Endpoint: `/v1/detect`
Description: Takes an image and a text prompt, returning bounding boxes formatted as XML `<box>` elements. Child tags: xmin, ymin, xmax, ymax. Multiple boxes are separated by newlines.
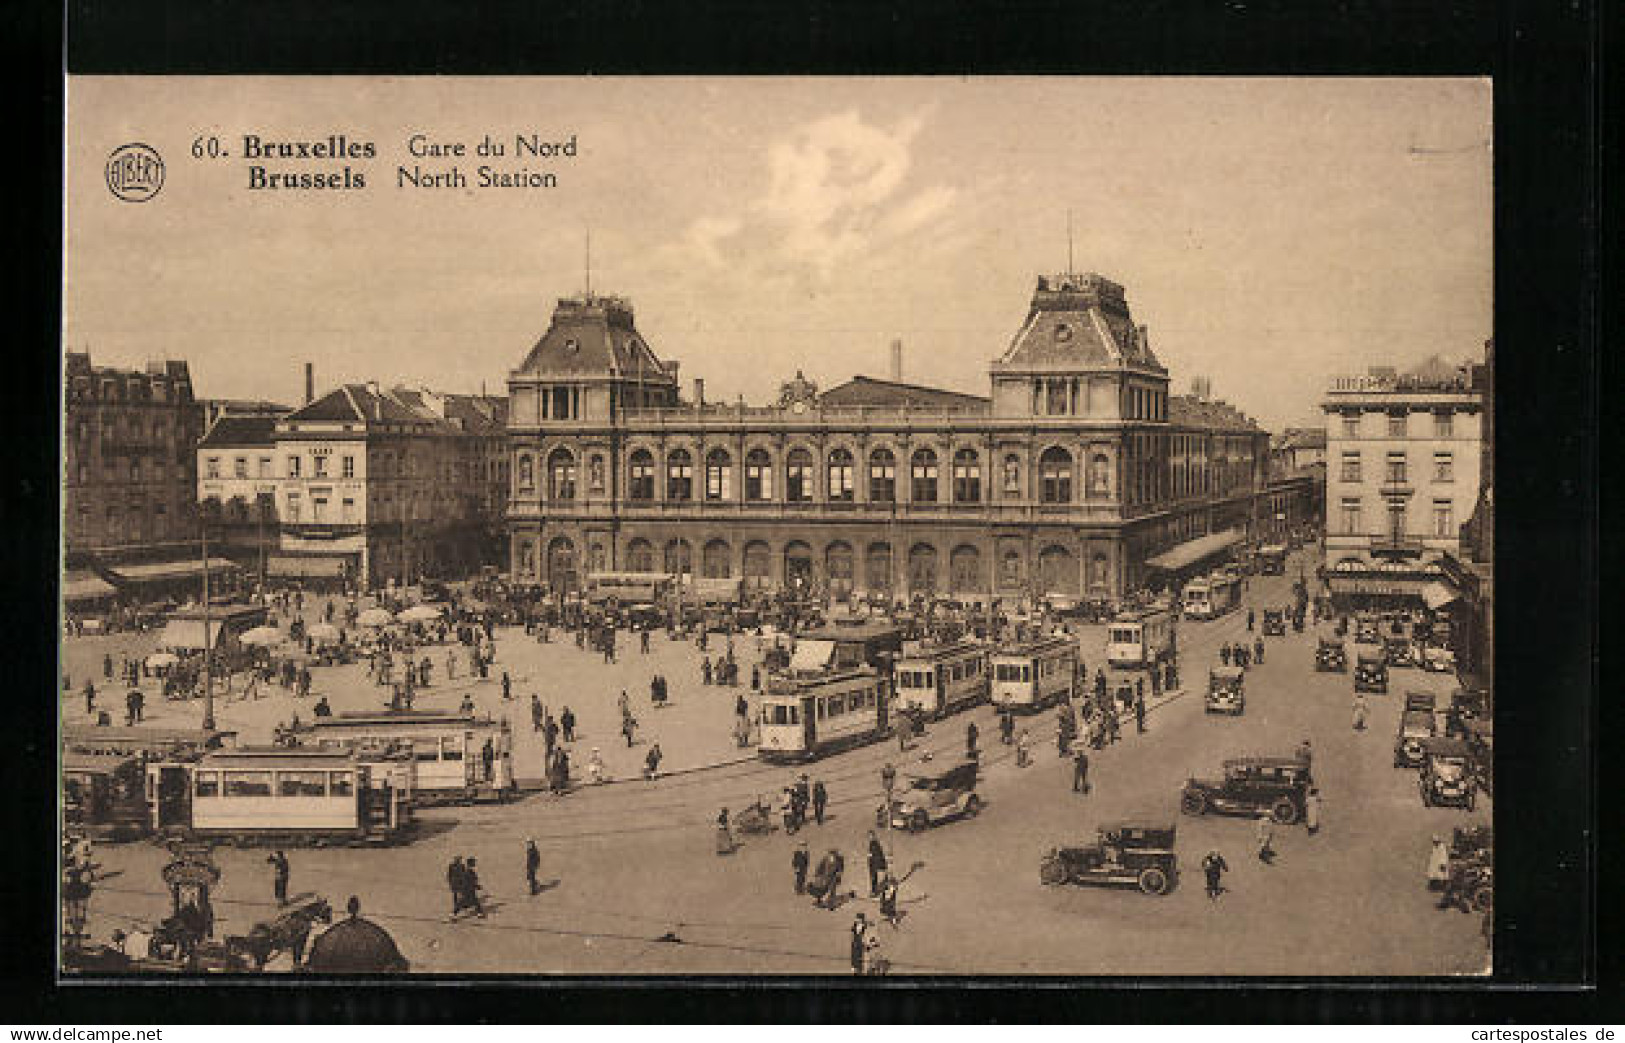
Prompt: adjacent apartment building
<box><xmin>1320</xmin><ymin>355</ymin><xmax>1485</xmax><ymax>606</ymax></box>
<box><xmin>507</xmin><ymin>272</ymin><xmax>1291</xmax><ymax>603</ymax></box>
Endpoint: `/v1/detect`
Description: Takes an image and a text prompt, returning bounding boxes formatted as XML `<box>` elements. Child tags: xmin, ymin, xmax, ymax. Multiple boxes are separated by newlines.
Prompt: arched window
<box><xmin>1040</xmin><ymin>447</ymin><xmax>1073</xmax><ymax>504</ymax></box>
<box><xmin>952</xmin><ymin>449</ymin><xmax>981</xmax><ymax>503</ymax></box>
<box><xmin>868</xmin><ymin>448</ymin><xmax>896</xmax><ymax>503</ymax></box>
<box><xmin>548</xmin><ymin>448</ymin><xmax>576</xmax><ymax>501</ymax></box>
<box><xmin>517</xmin><ymin>453</ymin><xmax>534</xmax><ymax>492</ymax></box>
<box><xmin>704</xmin><ymin>449</ymin><xmax>732</xmax><ymax>501</ymax></box>
<box><xmin>827</xmin><ymin>448</ymin><xmax>854</xmax><ymax>503</ymax></box>
<box><xmin>628</xmin><ymin>449</ymin><xmax>655</xmax><ymax>500</ymax></box>
<box><xmin>626</xmin><ymin>538</ymin><xmax>655</xmax><ymax>572</ymax></box>
<box><xmin>1002</xmin><ymin>454</ymin><xmax>1021</xmax><ymax>497</ymax></box>
<box><xmin>666</xmin><ymin>449</ymin><xmax>693</xmax><ymax>501</ymax></box>
<box><xmin>786</xmin><ymin>447</ymin><xmax>813</xmax><ymax>503</ymax></box>
<box><xmin>910</xmin><ymin>448</ymin><xmax>938</xmax><ymax>503</ymax></box>
<box><xmin>664</xmin><ymin>538</ymin><xmax>693</xmax><ymax>576</ymax></box>
<box><xmin>702</xmin><ymin>539</ymin><xmax>732</xmax><ymax>578</ymax></box>
<box><xmin>745</xmin><ymin>448</ymin><xmax>773</xmax><ymax>501</ymax></box>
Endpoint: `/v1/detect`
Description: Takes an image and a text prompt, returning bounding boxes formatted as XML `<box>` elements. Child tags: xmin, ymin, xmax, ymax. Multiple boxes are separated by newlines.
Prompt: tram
<box><xmin>1106</xmin><ymin>604</ymin><xmax>1177</xmax><ymax>669</ymax></box>
<box><xmin>893</xmin><ymin>639</ymin><xmax>988</xmax><ymax>719</ymax></box>
<box><xmin>757</xmin><ymin>667</ymin><xmax>892</xmax><ymax>763</ymax></box>
<box><xmin>299</xmin><ymin>710</ymin><xmax>514</xmax><ymax>804</ymax></box>
<box><xmin>63</xmin><ymin>725</ymin><xmax>236</xmax><ymax>759</ymax></box>
<box><xmin>63</xmin><ymin>752</ymin><xmax>151</xmax><ymax>839</ymax></box>
<box><xmin>989</xmin><ymin>634</ymin><xmax>1079</xmax><ymax>713</ymax></box>
<box><xmin>1182</xmin><ymin>572</ymin><xmax>1242</xmax><ymax>620</ymax></box>
<box><xmin>1257</xmin><ymin>544</ymin><xmax>1288</xmax><ymax>576</ymax></box>
<box><xmin>146</xmin><ymin>746</ymin><xmax>413</xmax><ymax>846</ymax></box>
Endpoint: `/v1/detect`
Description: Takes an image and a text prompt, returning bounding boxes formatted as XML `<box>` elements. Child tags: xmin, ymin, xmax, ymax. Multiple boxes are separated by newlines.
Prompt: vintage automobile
<box><xmin>1419</xmin><ymin>737</ymin><xmax>1478</xmax><ymax>810</ymax></box>
<box><xmin>1443</xmin><ymin>825</ymin><xmax>1494</xmax><ymax>911</ymax></box>
<box><xmin>879</xmin><ymin>761</ymin><xmax>982</xmax><ymax>832</ymax></box>
<box><xmin>1260</xmin><ymin>609</ymin><xmax>1287</xmax><ymax>637</ymax></box>
<box><xmin>1353</xmin><ymin>650</ymin><xmax>1389</xmax><ymax>694</ymax></box>
<box><xmin>1354</xmin><ymin>613</ymin><xmax>1380</xmax><ymax>644</ymax></box>
<box><xmin>1384</xmin><ymin>636</ymin><xmax>1417</xmax><ymax>668</ymax></box>
<box><xmin>1421</xmin><ymin>644</ymin><xmax>1457</xmax><ymax>674</ymax></box>
<box><xmin>1450</xmin><ymin>686</ymin><xmax>1488</xmax><ymax>720</ymax></box>
<box><xmin>1180</xmin><ymin>756</ymin><xmax>1310</xmax><ymax>824</ymax></box>
<box><xmin>1463</xmin><ymin>718</ymin><xmax>1494</xmax><ymax>795</ymax></box>
<box><xmin>1205</xmin><ymin>666</ymin><xmax>1246</xmax><ymax>715</ymax></box>
<box><xmin>1404</xmin><ymin>691</ymin><xmax>1437</xmax><ymax>713</ymax></box>
<box><xmin>1394</xmin><ymin>708</ymin><xmax>1438</xmax><ymax>768</ymax></box>
<box><xmin>1039</xmin><ymin>821</ymin><xmax>1179</xmax><ymax>896</ymax></box>
<box><xmin>1314</xmin><ymin>637</ymin><xmax>1348</xmax><ymax>673</ymax></box>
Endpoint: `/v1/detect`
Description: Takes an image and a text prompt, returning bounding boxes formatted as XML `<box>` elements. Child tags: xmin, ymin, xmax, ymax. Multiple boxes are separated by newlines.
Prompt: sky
<box><xmin>64</xmin><ymin>77</ymin><xmax>1492</xmax><ymax>431</ymax></box>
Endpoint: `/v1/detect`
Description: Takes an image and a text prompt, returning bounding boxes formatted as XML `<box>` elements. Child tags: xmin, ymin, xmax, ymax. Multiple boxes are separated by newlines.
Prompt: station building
<box><xmin>506</xmin><ymin>272</ymin><xmax>1283</xmax><ymax>604</ymax></box>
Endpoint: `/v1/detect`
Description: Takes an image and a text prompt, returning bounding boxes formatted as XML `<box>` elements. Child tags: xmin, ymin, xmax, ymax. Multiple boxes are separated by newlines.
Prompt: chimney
<box><xmin>304</xmin><ymin>362</ymin><xmax>314</xmax><ymax>405</ymax></box>
<box><xmin>890</xmin><ymin>339</ymin><xmax>903</xmax><ymax>382</ymax></box>
<box><xmin>692</xmin><ymin>378</ymin><xmax>705</xmax><ymax>407</ymax></box>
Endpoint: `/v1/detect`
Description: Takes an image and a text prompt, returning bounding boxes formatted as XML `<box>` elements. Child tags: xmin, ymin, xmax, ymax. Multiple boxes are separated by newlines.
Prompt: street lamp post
<box><xmin>201</xmin><ymin>524</ymin><xmax>215</xmax><ymax>732</ymax></box>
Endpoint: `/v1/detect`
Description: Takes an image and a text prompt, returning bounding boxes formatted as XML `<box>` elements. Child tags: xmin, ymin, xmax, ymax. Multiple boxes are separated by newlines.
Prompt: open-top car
<box><xmin>1404</xmin><ymin>691</ymin><xmax>1437</xmax><ymax>713</ymax></box>
<box><xmin>879</xmin><ymin>760</ymin><xmax>981</xmax><ymax>832</ymax></box>
<box><xmin>1384</xmin><ymin>636</ymin><xmax>1416</xmax><ymax>668</ymax></box>
<box><xmin>1394</xmin><ymin>708</ymin><xmax>1438</xmax><ymax>768</ymax></box>
<box><xmin>1205</xmin><ymin>666</ymin><xmax>1245</xmax><ymax>715</ymax></box>
<box><xmin>1354</xmin><ymin>613</ymin><xmax>1380</xmax><ymax>644</ymax></box>
<box><xmin>1449</xmin><ymin>686</ymin><xmax>1488</xmax><ymax>720</ymax></box>
<box><xmin>1354</xmin><ymin>650</ymin><xmax>1389</xmax><ymax>693</ymax></box>
<box><xmin>1039</xmin><ymin>821</ymin><xmax>1178</xmax><ymax>895</ymax></box>
<box><xmin>1261</xmin><ymin>609</ymin><xmax>1287</xmax><ymax>637</ymax></box>
<box><xmin>1419</xmin><ymin>737</ymin><xmax>1477</xmax><ymax>809</ymax></box>
<box><xmin>1444</xmin><ymin>825</ymin><xmax>1493</xmax><ymax>911</ymax></box>
<box><xmin>1315</xmin><ymin>637</ymin><xmax>1348</xmax><ymax>672</ymax></box>
<box><xmin>1180</xmin><ymin>756</ymin><xmax>1310</xmax><ymax>824</ymax></box>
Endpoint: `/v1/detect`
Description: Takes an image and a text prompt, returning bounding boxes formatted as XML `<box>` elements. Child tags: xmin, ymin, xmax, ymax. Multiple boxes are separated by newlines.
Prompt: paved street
<box><xmin>68</xmin><ymin>550</ymin><xmax>1490</xmax><ymax>976</ymax></box>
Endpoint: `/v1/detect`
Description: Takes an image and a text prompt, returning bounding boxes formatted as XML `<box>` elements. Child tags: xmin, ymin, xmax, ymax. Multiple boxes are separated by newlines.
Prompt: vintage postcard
<box><xmin>60</xmin><ymin>76</ymin><xmax>1493</xmax><ymax>977</ymax></box>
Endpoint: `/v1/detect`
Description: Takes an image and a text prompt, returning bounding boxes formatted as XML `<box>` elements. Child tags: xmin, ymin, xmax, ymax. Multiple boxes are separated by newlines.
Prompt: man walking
<box><xmin>447</xmin><ymin>856</ymin><xmax>467</xmax><ymax>918</ymax></box>
<box><xmin>1255</xmin><ymin>812</ymin><xmax>1276</xmax><ymax>865</ymax></box>
<box><xmin>525</xmin><ymin>838</ymin><xmax>542</xmax><ymax>895</ymax></box>
<box><xmin>866</xmin><ymin>831</ymin><xmax>888</xmax><ymax>897</ymax></box>
<box><xmin>1254</xmin><ymin>636</ymin><xmax>1265</xmax><ymax>665</ymax></box>
<box><xmin>267</xmin><ymin>850</ymin><xmax>290</xmax><ymax>906</ymax></box>
<box><xmin>502</xmin><ymin>671</ymin><xmax>512</xmax><ymax>702</ymax></box>
<box><xmin>850</xmin><ymin>913</ymin><xmax>871</xmax><ymax>975</ymax></box>
<box><xmin>560</xmin><ymin>706</ymin><xmax>576</xmax><ymax>743</ymax></box>
<box><xmin>463</xmin><ymin>857</ymin><xmax>486</xmax><ymax>917</ymax></box>
<box><xmin>1201</xmin><ymin>849</ymin><xmax>1229</xmax><ymax>901</ymax></box>
<box><xmin>811</xmin><ymin>779</ymin><xmax>828</xmax><ymax>826</ymax></box>
<box><xmin>792</xmin><ymin>841</ymin><xmax>810</xmax><ymax>894</ymax></box>
<box><xmin>1134</xmin><ymin>691</ymin><xmax>1146</xmax><ymax>734</ymax></box>
<box><xmin>1072</xmin><ymin>749</ymin><xmax>1090</xmax><ymax>794</ymax></box>
<box><xmin>1246</xmin><ymin>608</ymin><xmax>1255</xmax><ymax>632</ymax></box>
<box><xmin>965</xmin><ymin>720</ymin><xmax>979</xmax><ymax>761</ymax></box>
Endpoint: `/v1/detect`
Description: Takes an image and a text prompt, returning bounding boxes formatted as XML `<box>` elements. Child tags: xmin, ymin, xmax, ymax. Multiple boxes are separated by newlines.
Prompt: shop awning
<box><xmin>109</xmin><ymin>558</ymin><xmax>240</xmax><ymax>585</ymax></box>
<box><xmin>156</xmin><ymin>618</ymin><xmax>225</xmax><ymax>650</ymax></box>
<box><xmin>267</xmin><ymin>556</ymin><xmax>348</xmax><ymax>578</ymax></box>
<box><xmin>1144</xmin><ymin>529</ymin><xmax>1245</xmax><ymax>572</ymax></box>
<box><xmin>685</xmin><ymin>578</ymin><xmax>742</xmax><ymax>604</ymax></box>
<box><xmin>1325</xmin><ymin>575</ymin><xmax>1435</xmax><ymax>598</ymax></box>
<box><xmin>62</xmin><ymin>571</ymin><xmax>116</xmax><ymax>603</ymax></box>
<box><xmin>1422</xmin><ymin>582</ymin><xmax>1460</xmax><ymax>610</ymax></box>
<box><xmin>789</xmin><ymin>640</ymin><xmax>835</xmax><ymax>673</ymax></box>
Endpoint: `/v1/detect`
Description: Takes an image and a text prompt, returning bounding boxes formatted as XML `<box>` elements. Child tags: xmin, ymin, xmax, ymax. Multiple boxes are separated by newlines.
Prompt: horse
<box><xmin>226</xmin><ymin>897</ymin><xmax>333</xmax><ymax>970</ymax></box>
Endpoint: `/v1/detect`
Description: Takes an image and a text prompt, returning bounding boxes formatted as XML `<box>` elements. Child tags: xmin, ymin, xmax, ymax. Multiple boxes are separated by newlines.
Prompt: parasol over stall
<box><xmin>356</xmin><ymin>608</ymin><xmax>395</xmax><ymax>628</ymax></box>
<box><xmin>144</xmin><ymin>651</ymin><xmax>180</xmax><ymax>669</ymax></box>
<box><xmin>239</xmin><ymin>626</ymin><xmax>285</xmax><ymax>648</ymax></box>
<box><xmin>398</xmin><ymin>605</ymin><xmax>443</xmax><ymax>623</ymax></box>
<box><xmin>306</xmin><ymin>622</ymin><xmax>342</xmax><ymax>644</ymax></box>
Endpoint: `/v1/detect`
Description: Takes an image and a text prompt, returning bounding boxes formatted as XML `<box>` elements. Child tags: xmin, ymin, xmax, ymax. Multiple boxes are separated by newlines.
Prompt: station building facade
<box><xmin>506</xmin><ymin>273</ymin><xmax>1275</xmax><ymax>604</ymax></box>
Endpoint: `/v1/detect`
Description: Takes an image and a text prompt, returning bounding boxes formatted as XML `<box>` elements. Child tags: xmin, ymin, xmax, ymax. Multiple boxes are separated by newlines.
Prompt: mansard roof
<box><xmin>515</xmin><ymin>294</ymin><xmax>673</xmax><ymax>381</ymax></box>
<box><xmin>198</xmin><ymin>414</ymin><xmax>280</xmax><ymax>448</ymax></box>
<box><xmin>820</xmin><ymin>375</ymin><xmax>989</xmax><ymax>411</ymax></box>
<box><xmin>993</xmin><ymin>273</ymin><xmax>1165</xmax><ymax>373</ymax></box>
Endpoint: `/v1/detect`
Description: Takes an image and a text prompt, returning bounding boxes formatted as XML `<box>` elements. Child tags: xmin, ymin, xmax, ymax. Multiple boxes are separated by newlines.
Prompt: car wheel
<box><xmin>910</xmin><ymin>810</ymin><xmax>930</xmax><ymax>833</ymax></box>
<box><xmin>1470</xmin><ymin>885</ymin><xmax>1493</xmax><ymax>912</ymax></box>
<box><xmin>964</xmin><ymin>794</ymin><xmax>982</xmax><ymax>817</ymax></box>
<box><xmin>1137</xmin><ymin>866</ymin><xmax>1170</xmax><ymax>896</ymax></box>
<box><xmin>1039</xmin><ymin>855</ymin><xmax>1066</xmax><ymax>886</ymax></box>
<box><xmin>1180</xmin><ymin>791</ymin><xmax>1206</xmax><ymax>816</ymax></box>
<box><xmin>1270</xmin><ymin>797</ymin><xmax>1300</xmax><ymax>825</ymax></box>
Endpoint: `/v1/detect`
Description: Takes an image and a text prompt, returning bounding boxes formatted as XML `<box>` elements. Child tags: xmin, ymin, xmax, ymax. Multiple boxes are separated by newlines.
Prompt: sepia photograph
<box><xmin>59</xmin><ymin>76</ymin><xmax>1496</xmax><ymax>978</ymax></box>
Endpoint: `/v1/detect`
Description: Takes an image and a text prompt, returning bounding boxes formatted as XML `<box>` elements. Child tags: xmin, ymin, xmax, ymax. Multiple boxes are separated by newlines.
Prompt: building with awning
<box><xmin>1421</xmin><ymin>581</ymin><xmax>1460</xmax><ymax>610</ymax></box>
<box><xmin>62</xmin><ymin>571</ymin><xmax>116</xmax><ymax>604</ymax></box>
<box><xmin>266</xmin><ymin>555</ymin><xmax>351</xmax><ymax>579</ymax></box>
<box><xmin>108</xmin><ymin>558</ymin><xmax>240</xmax><ymax>587</ymax></box>
<box><xmin>156</xmin><ymin>618</ymin><xmax>226</xmax><ymax>650</ymax></box>
<box><xmin>1144</xmin><ymin>529</ymin><xmax>1245</xmax><ymax>573</ymax></box>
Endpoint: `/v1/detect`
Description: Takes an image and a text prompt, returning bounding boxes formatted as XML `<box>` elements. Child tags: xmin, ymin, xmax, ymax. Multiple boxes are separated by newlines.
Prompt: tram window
<box><xmin>413</xmin><ymin>742</ymin><xmax>440</xmax><ymax>762</ymax></box>
<box><xmin>442</xmin><ymin>742</ymin><xmax>464</xmax><ymax>761</ymax></box>
<box><xmin>817</xmin><ymin>699</ymin><xmax>826</xmax><ymax>720</ymax></box>
<box><xmin>330</xmin><ymin>772</ymin><xmax>354</xmax><ymax>796</ymax></box>
<box><xmin>278</xmin><ymin>771</ymin><xmax>328</xmax><ymax>797</ymax></box>
<box><xmin>223</xmin><ymin>771</ymin><xmax>273</xmax><ymax>797</ymax></box>
<box><xmin>1022</xmin><ymin>665</ymin><xmax>1031</xmax><ymax>683</ymax></box>
<box><xmin>194</xmin><ymin>771</ymin><xmax>220</xmax><ymax>798</ymax></box>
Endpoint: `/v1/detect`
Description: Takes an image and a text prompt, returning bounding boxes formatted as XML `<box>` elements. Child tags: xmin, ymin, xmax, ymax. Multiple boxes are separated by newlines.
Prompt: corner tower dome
<box><xmin>516</xmin><ymin>293</ymin><xmax>674</xmax><ymax>382</ymax></box>
<box><xmin>993</xmin><ymin>272</ymin><xmax>1165</xmax><ymax>373</ymax></box>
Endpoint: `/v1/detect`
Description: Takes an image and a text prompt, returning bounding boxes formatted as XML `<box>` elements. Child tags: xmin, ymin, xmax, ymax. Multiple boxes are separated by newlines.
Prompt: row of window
<box><xmin>1339</xmin><ymin>451</ymin><xmax>1454</xmax><ymax>484</ymax></box>
<box><xmin>193</xmin><ymin>769</ymin><xmax>355</xmax><ymax>798</ymax></box>
<box><xmin>69</xmin><ymin>501</ymin><xmax>175</xmax><ymax>539</ymax></box>
<box><xmin>1338</xmin><ymin>411</ymin><xmax>1457</xmax><ymax>438</ymax></box>
<box><xmin>1337</xmin><ymin>499</ymin><xmax>1458</xmax><ymax>539</ymax></box>
<box><xmin>71</xmin><ymin>458</ymin><xmax>179</xmax><ymax>485</ymax></box>
<box><xmin>206</xmin><ymin>451</ymin><xmax>506</xmax><ymax>484</ymax></box>
<box><xmin>519</xmin><ymin>446</ymin><xmax>1108</xmax><ymax>505</ymax></box>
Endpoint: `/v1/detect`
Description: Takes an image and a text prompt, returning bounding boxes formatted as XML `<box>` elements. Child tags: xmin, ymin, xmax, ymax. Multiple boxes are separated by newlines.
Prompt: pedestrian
<box><xmin>622</xmin><ymin>713</ymin><xmax>637</xmax><ymax>748</ymax></box>
<box><xmin>588</xmin><ymin>747</ymin><xmax>606</xmax><ymax>784</ymax></box>
<box><xmin>850</xmin><ymin>913</ymin><xmax>870</xmax><ymax>975</ymax></box>
<box><xmin>525</xmin><ymin>838</ymin><xmax>541</xmax><ymax>895</ymax></box>
<box><xmin>543</xmin><ymin>715</ymin><xmax>558</xmax><ymax>760</ymax></box>
<box><xmin>735</xmin><ymin>693</ymin><xmax>748</xmax><ymax>719</ymax></box>
<box><xmin>1304</xmin><ymin>787</ymin><xmax>1322</xmax><ymax>836</ymax></box>
<box><xmin>1202</xmin><ymin>850</ymin><xmax>1229</xmax><ymax>900</ymax></box>
<box><xmin>1352</xmin><ymin>693</ymin><xmax>1369</xmax><ymax>731</ymax></box>
<box><xmin>1150</xmin><ymin>665</ymin><xmax>1162</xmax><ymax>699</ymax></box>
<box><xmin>751</xmin><ymin>664</ymin><xmax>761</xmax><ymax>691</ymax></box>
<box><xmin>103</xmin><ymin>654</ymin><xmax>113</xmax><ymax>680</ymax></box>
<box><xmin>1247</xmin><ymin>609</ymin><xmax>1255</xmax><ymax>632</ymax></box>
<box><xmin>641</xmin><ymin>629</ymin><xmax>651</xmax><ymax>654</ymax></box>
<box><xmin>481</xmin><ymin>738</ymin><xmax>495</xmax><ymax>782</ymax></box>
<box><xmin>965</xmin><ymin>720</ymin><xmax>979</xmax><ymax>759</ymax></box>
<box><xmin>618</xmin><ymin>690</ymin><xmax>630</xmax><ymax>717</ymax></box>
<box><xmin>1255</xmin><ymin>812</ymin><xmax>1275</xmax><ymax>864</ymax></box>
<box><xmin>1426</xmin><ymin>834</ymin><xmax>1451</xmax><ymax>890</ymax></box>
<box><xmin>866</xmin><ymin>831</ymin><xmax>888</xmax><ymax>896</ymax></box>
<box><xmin>1254</xmin><ymin>637</ymin><xmax>1265</xmax><ymax>665</ymax></box>
<box><xmin>464</xmin><ymin>857</ymin><xmax>486</xmax><ymax>917</ymax></box>
<box><xmin>1072</xmin><ymin>749</ymin><xmax>1090</xmax><ymax>793</ymax></box>
<box><xmin>999</xmin><ymin>710</ymin><xmax>1014</xmax><ymax>746</ymax></box>
<box><xmin>812</xmin><ymin>779</ymin><xmax>828</xmax><ymax>825</ymax></box>
<box><xmin>1220</xmin><ymin>644</ymin><xmax>1231</xmax><ymax>666</ymax></box>
<box><xmin>1134</xmin><ymin>692</ymin><xmax>1146</xmax><ymax>734</ymax></box>
<box><xmin>530</xmin><ymin>694</ymin><xmax>543</xmax><ymax>732</ymax></box>
<box><xmin>878</xmin><ymin>873</ymin><xmax>902</xmax><ymax>928</ymax></box>
<box><xmin>715</xmin><ymin>808</ymin><xmax>737</xmax><ymax>855</ymax></box>
<box><xmin>789</xmin><ymin>838</ymin><xmax>809</xmax><ymax>890</ymax></box>
<box><xmin>267</xmin><ymin>850</ymin><xmax>290</xmax><ymax>906</ymax></box>
<box><xmin>447</xmin><ymin>856</ymin><xmax>467</xmax><ymax>918</ymax></box>
<box><xmin>644</xmin><ymin>742</ymin><xmax>663</xmax><ymax>780</ymax></box>
<box><xmin>880</xmin><ymin>762</ymin><xmax>896</xmax><ymax>798</ymax></box>
<box><xmin>1296</xmin><ymin>738</ymin><xmax>1313</xmax><ymax>776</ymax></box>
<box><xmin>83</xmin><ymin>681</ymin><xmax>96</xmax><ymax>716</ymax></box>
<box><xmin>1016</xmin><ymin>729</ymin><xmax>1032</xmax><ymax>767</ymax></box>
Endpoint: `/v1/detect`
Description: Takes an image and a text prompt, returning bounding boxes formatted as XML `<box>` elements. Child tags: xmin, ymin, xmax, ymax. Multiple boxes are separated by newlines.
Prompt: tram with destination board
<box><xmin>1105</xmin><ymin>604</ymin><xmax>1177</xmax><ymax>669</ymax></box>
<box><xmin>757</xmin><ymin>667</ymin><xmax>892</xmax><ymax>763</ymax></box>
<box><xmin>990</xmin><ymin>634</ymin><xmax>1079</xmax><ymax>713</ymax></box>
<box><xmin>893</xmin><ymin>638</ymin><xmax>988</xmax><ymax>719</ymax></box>
<box><xmin>1182</xmin><ymin>572</ymin><xmax>1242</xmax><ymax>620</ymax></box>
<box><xmin>298</xmin><ymin>710</ymin><xmax>514</xmax><ymax>804</ymax></box>
<box><xmin>146</xmin><ymin>746</ymin><xmax>413</xmax><ymax>846</ymax></box>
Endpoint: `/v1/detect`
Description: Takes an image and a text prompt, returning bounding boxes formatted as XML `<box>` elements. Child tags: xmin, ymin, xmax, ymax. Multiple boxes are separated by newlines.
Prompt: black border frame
<box><xmin>8</xmin><ymin>0</ymin><xmax>1605</xmax><ymax>1023</ymax></box>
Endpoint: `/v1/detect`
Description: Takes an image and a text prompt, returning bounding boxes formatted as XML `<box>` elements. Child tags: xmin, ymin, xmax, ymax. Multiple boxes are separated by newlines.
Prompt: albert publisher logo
<box><xmin>106</xmin><ymin>143</ymin><xmax>164</xmax><ymax>202</ymax></box>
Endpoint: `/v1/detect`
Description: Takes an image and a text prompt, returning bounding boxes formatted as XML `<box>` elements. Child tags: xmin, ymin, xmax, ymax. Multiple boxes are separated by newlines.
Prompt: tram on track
<box><xmin>297</xmin><ymin>710</ymin><xmax>514</xmax><ymax>804</ymax></box>
<box><xmin>990</xmin><ymin>634</ymin><xmax>1079</xmax><ymax>713</ymax></box>
<box><xmin>1106</xmin><ymin>604</ymin><xmax>1177</xmax><ymax>669</ymax></box>
<box><xmin>893</xmin><ymin>639</ymin><xmax>988</xmax><ymax>719</ymax></box>
<box><xmin>146</xmin><ymin>747</ymin><xmax>414</xmax><ymax>847</ymax></box>
<box><xmin>1182</xmin><ymin>572</ymin><xmax>1242</xmax><ymax>620</ymax></box>
<box><xmin>757</xmin><ymin>667</ymin><xmax>892</xmax><ymax>763</ymax></box>
<box><xmin>63</xmin><ymin>725</ymin><xmax>236</xmax><ymax>759</ymax></box>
